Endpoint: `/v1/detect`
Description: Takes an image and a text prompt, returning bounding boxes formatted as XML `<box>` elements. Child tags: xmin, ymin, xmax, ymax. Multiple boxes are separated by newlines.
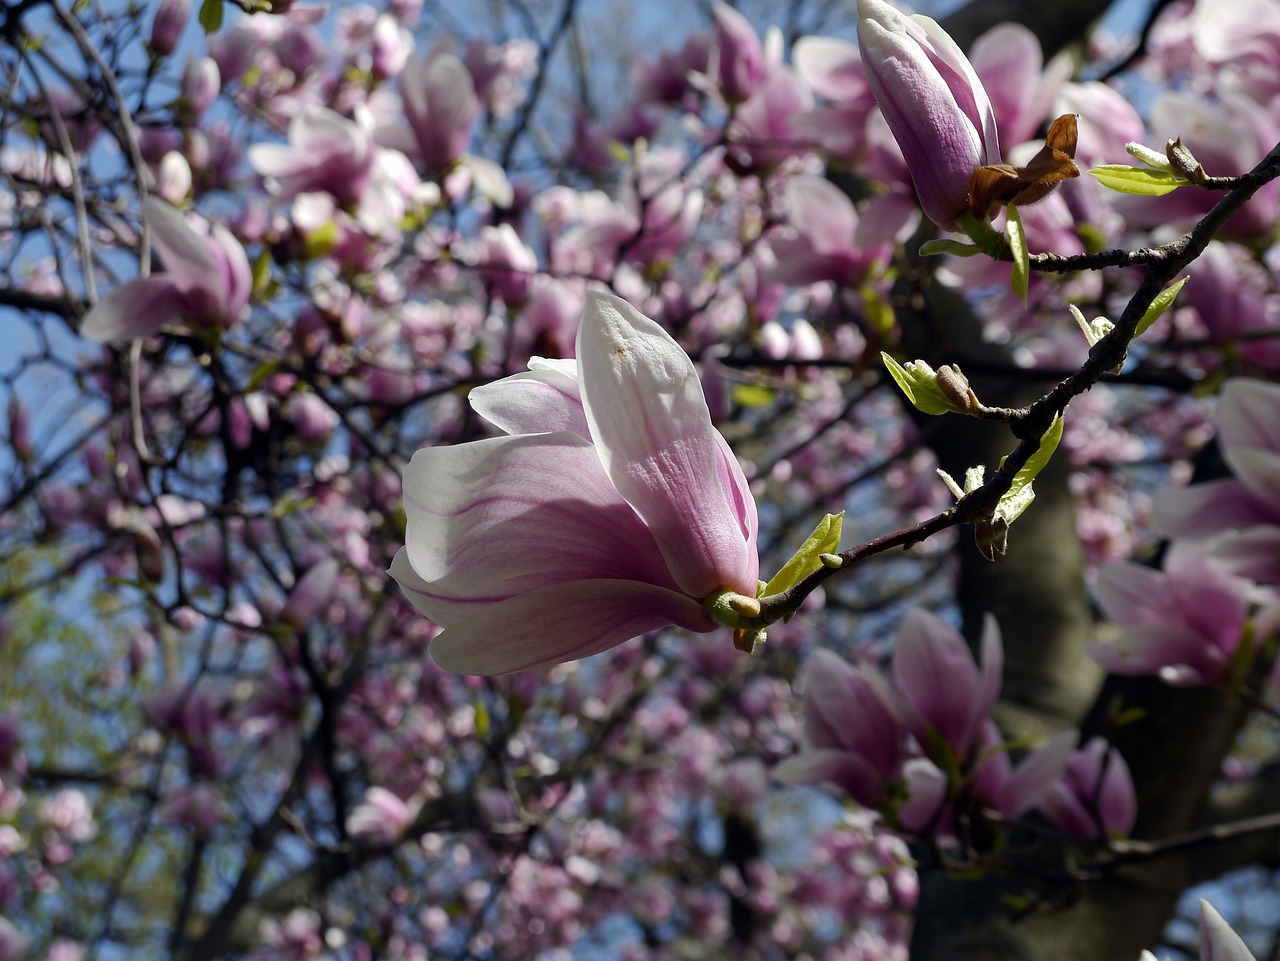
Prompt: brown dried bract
<box><xmin>967</xmin><ymin>113</ymin><xmax>1080</xmax><ymax>220</ymax></box>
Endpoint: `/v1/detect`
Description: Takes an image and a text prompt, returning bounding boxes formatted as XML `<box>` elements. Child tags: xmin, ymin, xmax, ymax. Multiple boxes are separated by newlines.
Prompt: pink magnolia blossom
<box><xmin>1040</xmin><ymin>737</ymin><xmax>1137</xmax><ymax>840</ymax></box>
<box><xmin>347</xmin><ymin>786</ymin><xmax>421</xmax><ymax>841</ymax></box>
<box><xmin>390</xmin><ymin>292</ymin><xmax>759</xmax><ymax>674</ymax></box>
<box><xmin>970</xmin><ymin>723</ymin><xmax>1077</xmax><ymax>819</ymax></box>
<box><xmin>765</xmin><ymin>176</ymin><xmax>890</xmax><ymax>287</ymax></box>
<box><xmin>80</xmin><ymin>197</ymin><xmax>251</xmax><ymax>343</ymax></box>
<box><xmin>856</xmin><ymin>0</ymin><xmax>1001</xmax><ymax>227</ymax></box>
<box><xmin>709</xmin><ymin>3</ymin><xmax>765</xmax><ymax>103</ymax></box>
<box><xmin>1158</xmin><ymin>379</ymin><xmax>1280</xmax><ymax>587</ymax></box>
<box><xmin>401</xmin><ymin>50</ymin><xmax>479</xmax><ymax>170</ymax></box>
<box><xmin>1089</xmin><ymin>542</ymin><xmax>1255</xmax><ymax>686</ymax></box>
<box><xmin>892</xmin><ymin>609</ymin><xmax>1002</xmax><ymax>759</ymax></box>
<box><xmin>790</xmin><ymin>36</ymin><xmax>877</xmax><ymax>160</ymax></box>
<box><xmin>462</xmin><ymin>38</ymin><xmax>537</xmax><ymax>117</ymax></box>
<box><xmin>773</xmin><ymin>648</ymin><xmax>906</xmax><ymax>808</ymax></box>
<box><xmin>969</xmin><ymin>22</ymin><xmax>1070</xmax><ymax>150</ymax></box>
<box><xmin>149</xmin><ymin>0</ymin><xmax>189</xmax><ymax>56</ymax></box>
<box><xmin>1200</xmin><ymin>900</ymin><xmax>1260</xmax><ymax>961</ymax></box>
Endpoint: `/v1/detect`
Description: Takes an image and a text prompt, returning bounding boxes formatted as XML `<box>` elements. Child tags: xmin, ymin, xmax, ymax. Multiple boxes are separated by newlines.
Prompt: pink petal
<box><xmin>994</xmin><ymin>729</ymin><xmax>1076</xmax><ymax>818</ymax></box>
<box><xmin>892</xmin><ymin>609</ymin><xmax>984</xmax><ymax>755</ymax></box>
<box><xmin>290</xmin><ymin>109</ymin><xmax>364</xmax><ymax>160</ymax></box>
<box><xmin>792</xmin><ymin>36</ymin><xmax>869</xmax><ymax>102</ymax></box>
<box><xmin>210</xmin><ymin>224</ymin><xmax>253</xmax><ymax>324</ymax></box>
<box><xmin>976</xmin><ymin>614</ymin><xmax>1004</xmax><ymax>724</ymax></box>
<box><xmin>247</xmin><ymin>142</ymin><xmax>306</xmax><ymax>179</ymax></box>
<box><xmin>401</xmin><ymin>432</ymin><xmax>678</xmax><ymax>626</ymax></box>
<box><xmin>772</xmin><ymin>748</ymin><xmax>888</xmax><ymax>809</ymax></box>
<box><xmin>578</xmin><ymin>292</ymin><xmax>757</xmax><ymax>598</ymax></box>
<box><xmin>784</xmin><ymin>176</ymin><xmax>858</xmax><ymax>255</ymax></box>
<box><xmin>142</xmin><ymin>196</ymin><xmax>216</xmax><ymax>295</ymax></box>
<box><xmin>1220</xmin><ymin>378</ymin><xmax>1280</xmax><ymax>452</ymax></box>
<box><xmin>1096</xmin><ymin>562</ymin><xmax>1171</xmax><ymax>628</ymax></box>
<box><xmin>1224</xmin><ymin>448</ymin><xmax>1280</xmax><ymax>509</ymax></box>
<box><xmin>1155</xmin><ymin>478</ymin><xmax>1274</xmax><ymax>537</ymax></box>
<box><xmin>1200</xmin><ymin>901</ymin><xmax>1259</xmax><ymax>961</ymax></box>
<box><xmin>80</xmin><ymin>277</ymin><xmax>187</xmax><ymax>343</ymax></box>
<box><xmin>427</xmin><ymin>579</ymin><xmax>711</xmax><ymax>675</ymax></box>
<box><xmin>468</xmin><ymin>365</ymin><xmax>589</xmax><ymax>439</ymax></box>
<box><xmin>1088</xmin><ymin>625</ymin><xmax>1215</xmax><ymax>680</ymax></box>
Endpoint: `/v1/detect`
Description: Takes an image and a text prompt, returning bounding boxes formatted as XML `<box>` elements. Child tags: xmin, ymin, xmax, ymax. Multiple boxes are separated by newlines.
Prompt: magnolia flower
<box><xmin>1157</xmin><ymin>379</ymin><xmax>1280</xmax><ymax>587</ymax></box>
<box><xmin>1040</xmin><ymin>736</ymin><xmax>1137</xmax><ymax>839</ymax></box>
<box><xmin>80</xmin><ymin>197</ymin><xmax>251</xmax><ymax>343</ymax></box>
<box><xmin>402</xmin><ymin>50</ymin><xmax>479</xmax><ymax>170</ymax></box>
<box><xmin>1089</xmin><ymin>541</ymin><xmax>1256</xmax><ymax>686</ymax></box>
<box><xmin>856</xmin><ymin>0</ymin><xmax>1001</xmax><ymax>227</ymax></box>
<box><xmin>892</xmin><ymin>608</ymin><xmax>1002</xmax><ymax>759</ymax></box>
<box><xmin>773</xmin><ymin>648</ymin><xmax>906</xmax><ymax>808</ymax></box>
<box><xmin>390</xmin><ymin>291</ymin><xmax>760</xmax><ymax>674</ymax></box>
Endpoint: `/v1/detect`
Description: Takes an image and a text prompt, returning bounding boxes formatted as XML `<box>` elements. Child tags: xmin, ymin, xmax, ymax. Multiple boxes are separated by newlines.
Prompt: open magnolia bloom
<box><xmin>390</xmin><ymin>291</ymin><xmax>760</xmax><ymax>674</ymax></box>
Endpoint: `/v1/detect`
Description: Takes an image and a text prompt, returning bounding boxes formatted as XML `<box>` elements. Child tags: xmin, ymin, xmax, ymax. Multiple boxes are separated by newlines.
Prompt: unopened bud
<box><xmin>149</xmin><ymin>0</ymin><xmax>190</xmax><ymax>56</ymax></box>
<box><xmin>1165</xmin><ymin>138</ymin><xmax>1206</xmax><ymax>184</ymax></box>
<box><xmin>935</xmin><ymin>364</ymin><xmax>976</xmax><ymax>412</ymax></box>
<box><xmin>973</xmin><ymin>515</ymin><xmax>1008</xmax><ymax>562</ymax></box>
<box><xmin>133</xmin><ymin>528</ymin><xmax>166</xmax><ymax>582</ymax></box>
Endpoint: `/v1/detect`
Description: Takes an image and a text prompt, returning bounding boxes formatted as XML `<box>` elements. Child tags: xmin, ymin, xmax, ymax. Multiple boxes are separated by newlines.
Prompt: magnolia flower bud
<box><xmin>149</xmin><ymin>0</ymin><xmax>189</xmax><ymax>56</ymax></box>
<box><xmin>857</xmin><ymin>0</ymin><xmax>1001</xmax><ymax>227</ymax></box>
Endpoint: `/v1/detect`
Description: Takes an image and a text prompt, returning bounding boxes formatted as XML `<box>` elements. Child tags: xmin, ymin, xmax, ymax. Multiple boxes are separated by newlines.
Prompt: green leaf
<box><xmin>996</xmin><ymin>411</ymin><xmax>1064</xmax><ymax>525</ymax></box>
<box><xmin>732</xmin><ymin>384</ymin><xmax>774</xmax><ymax>408</ymax></box>
<box><xmin>861</xmin><ymin>288</ymin><xmax>896</xmax><ymax>338</ymax></box>
<box><xmin>880</xmin><ymin>353</ymin><xmax>955</xmax><ymax>415</ymax></box>
<box><xmin>1006</xmin><ymin>204</ymin><xmax>1029</xmax><ymax>302</ymax></box>
<box><xmin>919</xmin><ymin>238</ymin><xmax>980</xmax><ymax>258</ymax></box>
<box><xmin>251</xmin><ymin>249</ymin><xmax>273</xmax><ymax>301</ymax></box>
<box><xmin>763</xmin><ymin>512</ymin><xmax>844</xmax><ymax>596</ymax></box>
<box><xmin>1088</xmin><ymin>164</ymin><xmax>1185</xmax><ymax>196</ymax></box>
<box><xmin>303</xmin><ymin>219</ymin><xmax>340</xmax><ymax>260</ymax></box>
<box><xmin>198</xmin><ymin>0</ymin><xmax>223</xmax><ymax>33</ymax></box>
<box><xmin>246</xmin><ymin>359</ymin><xmax>282</xmax><ymax>391</ymax></box>
<box><xmin>1135</xmin><ymin>275</ymin><xmax>1189</xmax><ymax>337</ymax></box>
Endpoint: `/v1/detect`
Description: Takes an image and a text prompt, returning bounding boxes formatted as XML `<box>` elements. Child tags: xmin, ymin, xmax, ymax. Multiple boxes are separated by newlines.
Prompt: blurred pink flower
<box><xmin>390</xmin><ymin>292</ymin><xmax>759</xmax><ymax>674</ymax></box>
<box><xmin>1040</xmin><ymin>737</ymin><xmax>1137</xmax><ymax>839</ymax></box>
<box><xmin>80</xmin><ymin>198</ymin><xmax>251</xmax><ymax>343</ymax></box>
<box><xmin>892</xmin><ymin>609</ymin><xmax>1002</xmax><ymax>759</ymax></box>
<box><xmin>347</xmin><ymin>786</ymin><xmax>420</xmax><ymax>842</ymax></box>
<box><xmin>765</xmin><ymin>176</ymin><xmax>890</xmax><ymax>287</ymax></box>
<box><xmin>1089</xmin><ymin>542</ymin><xmax>1254</xmax><ymax>686</ymax></box>
<box><xmin>773</xmin><ymin>648</ymin><xmax>906</xmax><ymax>808</ymax></box>
<box><xmin>1157</xmin><ymin>380</ymin><xmax>1280</xmax><ymax>588</ymax></box>
<box><xmin>402</xmin><ymin>50</ymin><xmax>479</xmax><ymax>170</ymax></box>
<box><xmin>709</xmin><ymin>3</ymin><xmax>765</xmax><ymax>103</ymax></box>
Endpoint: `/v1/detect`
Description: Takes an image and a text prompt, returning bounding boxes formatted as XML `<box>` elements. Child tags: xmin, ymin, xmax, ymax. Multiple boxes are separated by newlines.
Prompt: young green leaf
<box><xmin>763</xmin><ymin>512</ymin><xmax>844</xmax><ymax>596</ymax></box>
<box><xmin>1088</xmin><ymin>165</ymin><xmax>1185</xmax><ymax>196</ymax></box>
<box><xmin>1135</xmin><ymin>276</ymin><xmax>1190</xmax><ymax>337</ymax></box>
<box><xmin>198</xmin><ymin>0</ymin><xmax>223</xmax><ymax>34</ymax></box>
<box><xmin>1006</xmin><ymin>203</ymin><xmax>1029</xmax><ymax>302</ymax></box>
<box><xmin>996</xmin><ymin>411</ymin><xmax>1064</xmax><ymax>525</ymax></box>
<box><xmin>919</xmin><ymin>238</ymin><xmax>981</xmax><ymax>258</ymax></box>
